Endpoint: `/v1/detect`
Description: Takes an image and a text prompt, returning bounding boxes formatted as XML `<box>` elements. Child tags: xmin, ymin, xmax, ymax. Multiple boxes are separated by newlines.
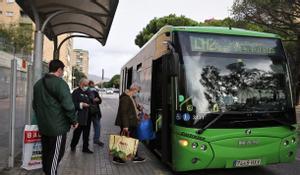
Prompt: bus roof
<box><xmin>121</xmin><ymin>26</ymin><xmax>280</xmax><ymax>70</ymax></box>
<box><xmin>170</xmin><ymin>26</ymin><xmax>280</xmax><ymax>39</ymax></box>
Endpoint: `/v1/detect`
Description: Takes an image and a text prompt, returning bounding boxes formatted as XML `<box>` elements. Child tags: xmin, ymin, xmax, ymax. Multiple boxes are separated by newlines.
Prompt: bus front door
<box><xmin>151</xmin><ymin>55</ymin><xmax>172</xmax><ymax>163</ymax></box>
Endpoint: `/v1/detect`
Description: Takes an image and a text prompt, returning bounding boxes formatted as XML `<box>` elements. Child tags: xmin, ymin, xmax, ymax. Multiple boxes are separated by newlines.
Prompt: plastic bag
<box><xmin>21</xmin><ymin>125</ymin><xmax>42</xmax><ymax>170</ymax></box>
<box><xmin>137</xmin><ymin>113</ymin><xmax>156</xmax><ymax>141</ymax></box>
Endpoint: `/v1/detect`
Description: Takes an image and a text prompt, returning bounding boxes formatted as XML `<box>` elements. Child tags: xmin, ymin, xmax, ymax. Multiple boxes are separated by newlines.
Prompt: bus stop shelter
<box><xmin>17</xmin><ymin>0</ymin><xmax>119</xmax><ymax>83</ymax></box>
<box><xmin>8</xmin><ymin>0</ymin><xmax>119</xmax><ymax>167</ymax></box>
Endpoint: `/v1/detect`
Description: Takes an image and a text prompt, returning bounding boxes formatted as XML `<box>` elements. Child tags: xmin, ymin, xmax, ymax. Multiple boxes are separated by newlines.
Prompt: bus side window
<box><xmin>127</xmin><ymin>67</ymin><xmax>133</xmax><ymax>89</ymax></box>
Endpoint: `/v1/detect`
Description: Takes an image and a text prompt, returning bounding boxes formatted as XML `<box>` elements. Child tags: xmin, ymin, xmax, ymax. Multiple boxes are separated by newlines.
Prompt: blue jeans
<box><xmin>92</xmin><ymin>115</ymin><xmax>101</xmax><ymax>143</ymax></box>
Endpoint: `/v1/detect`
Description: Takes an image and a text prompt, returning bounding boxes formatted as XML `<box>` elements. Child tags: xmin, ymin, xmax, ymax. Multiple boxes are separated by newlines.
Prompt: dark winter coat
<box><xmin>115</xmin><ymin>92</ymin><xmax>138</xmax><ymax>128</ymax></box>
<box><xmin>72</xmin><ymin>88</ymin><xmax>90</xmax><ymax>126</ymax></box>
<box><xmin>87</xmin><ymin>88</ymin><xmax>102</xmax><ymax>118</ymax></box>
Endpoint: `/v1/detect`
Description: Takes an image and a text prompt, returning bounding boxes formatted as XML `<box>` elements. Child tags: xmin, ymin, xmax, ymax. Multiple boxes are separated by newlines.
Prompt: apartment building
<box><xmin>71</xmin><ymin>49</ymin><xmax>89</xmax><ymax>77</ymax></box>
<box><xmin>0</xmin><ymin>0</ymin><xmax>73</xmax><ymax>87</ymax></box>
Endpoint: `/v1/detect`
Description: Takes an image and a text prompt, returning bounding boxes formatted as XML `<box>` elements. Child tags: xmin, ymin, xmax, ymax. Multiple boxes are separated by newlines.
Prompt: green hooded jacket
<box><xmin>33</xmin><ymin>74</ymin><xmax>77</xmax><ymax>136</ymax></box>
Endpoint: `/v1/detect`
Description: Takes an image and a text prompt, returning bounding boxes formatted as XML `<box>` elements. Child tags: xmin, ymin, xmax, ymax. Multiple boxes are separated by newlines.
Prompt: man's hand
<box><xmin>137</xmin><ymin>104</ymin><xmax>144</xmax><ymax>111</ymax></box>
<box><xmin>122</xmin><ymin>127</ymin><xmax>129</xmax><ymax>136</ymax></box>
<box><xmin>93</xmin><ymin>97</ymin><xmax>100</xmax><ymax>102</ymax></box>
<box><xmin>82</xmin><ymin>103</ymin><xmax>89</xmax><ymax>108</ymax></box>
<box><xmin>72</xmin><ymin>123</ymin><xmax>79</xmax><ymax>129</ymax></box>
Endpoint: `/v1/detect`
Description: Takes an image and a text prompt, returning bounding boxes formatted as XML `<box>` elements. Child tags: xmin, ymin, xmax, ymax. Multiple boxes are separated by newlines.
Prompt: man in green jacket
<box><xmin>113</xmin><ymin>83</ymin><xmax>145</xmax><ymax>164</ymax></box>
<box><xmin>33</xmin><ymin>60</ymin><xmax>78</xmax><ymax>175</ymax></box>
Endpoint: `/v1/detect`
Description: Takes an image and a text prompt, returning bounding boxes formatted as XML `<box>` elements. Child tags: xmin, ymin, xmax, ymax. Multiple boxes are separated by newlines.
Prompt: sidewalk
<box><xmin>0</xmin><ymin>96</ymin><xmax>172</xmax><ymax>175</ymax></box>
<box><xmin>1</xmin><ymin>128</ymin><xmax>172</xmax><ymax>175</ymax></box>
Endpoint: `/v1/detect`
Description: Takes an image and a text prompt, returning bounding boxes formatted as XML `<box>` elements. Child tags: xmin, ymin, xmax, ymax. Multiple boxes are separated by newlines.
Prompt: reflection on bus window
<box><xmin>176</xmin><ymin>32</ymin><xmax>293</xmax><ymax>127</ymax></box>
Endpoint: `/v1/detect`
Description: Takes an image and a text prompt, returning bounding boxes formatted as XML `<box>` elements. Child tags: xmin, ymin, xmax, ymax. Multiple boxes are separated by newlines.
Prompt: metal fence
<box><xmin>0</xmin><ymin>42</ymin><xmax>30</xmax><ymax>169</ymax></box>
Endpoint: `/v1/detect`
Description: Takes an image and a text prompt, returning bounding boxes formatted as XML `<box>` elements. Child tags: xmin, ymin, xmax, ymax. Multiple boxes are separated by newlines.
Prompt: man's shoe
<box><xmin>112</xmin><ymin>157</ymin><xmax>126</xmax><ymax>165</ymax></box>
<box><xmin>82</xmin><ymin>149</ymin><xmax>93</xmax><ymax>154</ymax></box>
<box><xmin>132</xmin><ymin>156</ymin><xmax>146</xmax><ymax>163</ymax></box>
<box><xmin>94</xmin><ymin>141</ymin><xmax>104</xmax><ymax>147</ymax></box>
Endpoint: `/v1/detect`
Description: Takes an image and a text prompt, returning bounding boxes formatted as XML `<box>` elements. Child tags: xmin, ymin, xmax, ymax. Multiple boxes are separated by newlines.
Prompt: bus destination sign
<box><xmin>190</xmin><ymin>36</ymin><xmax>277</xmax><ymax>55</ymax></box>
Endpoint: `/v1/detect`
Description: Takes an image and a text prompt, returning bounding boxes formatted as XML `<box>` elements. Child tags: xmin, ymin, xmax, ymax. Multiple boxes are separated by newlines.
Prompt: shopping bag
<box><xmin>137</xmin><ymin>113</ymin><xmax>156</xmax><ymax>141</ymax></box>
<box><xmin>21</xmin><ymin>125</ymin><xmax>42</xmax><ymax>170</ymax></box>
<box><xmin>109</xmin><ymin>134</ymin><xmax>139</xmax><ymax>160</ymax></box>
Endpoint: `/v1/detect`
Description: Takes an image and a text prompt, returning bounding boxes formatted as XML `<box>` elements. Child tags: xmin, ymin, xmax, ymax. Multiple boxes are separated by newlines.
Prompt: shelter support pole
<box><xmin>53</xmin><ymin>36</ymin><xmax>58</xmax><ymax>60</ymax></box>
<box><xmin>25</xmin><ymin>63</ymin><xmax>33</xmax><ymax>124</ymax></box>
<box><xmin>26</xmin><ymin>1</ymin><xmax>41</xmax><ymax>125</ymax></box>
<box><xmin>8</xmin><ymin>58</ymin><xmax>17</xmax><ymax>168</ymax></box>
<box><xmin>33</xmin><ymin>31</ymin><xmax>44</xmax><ymax>84</ymax></box>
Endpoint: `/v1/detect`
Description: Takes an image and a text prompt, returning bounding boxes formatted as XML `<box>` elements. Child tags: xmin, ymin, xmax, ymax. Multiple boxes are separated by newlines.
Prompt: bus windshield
<box><xmin>176</xmin><ymin>32</ymin><xmax>295</xmax><ymax>128</ymax></box>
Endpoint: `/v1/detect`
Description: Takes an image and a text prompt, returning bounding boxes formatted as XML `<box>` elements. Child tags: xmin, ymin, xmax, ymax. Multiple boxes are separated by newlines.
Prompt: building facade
<box><xmin>71</xmin><ymin>49</ymin><xmax>89</xmax><ymax>77</ymax></box>
<box><xmin>43</xmin><ymin>35</ymin><xmax>73</xmax><ymax>88</ymax></box>
<box><xmin>0</xmin><ymin>0</ymin><xmax>21</xmax><ymax>24</ymax></box>
<box><xmin>0</xmin><ymin>0</ymin><xmax>73</xmax><ymax>87</ymax></box>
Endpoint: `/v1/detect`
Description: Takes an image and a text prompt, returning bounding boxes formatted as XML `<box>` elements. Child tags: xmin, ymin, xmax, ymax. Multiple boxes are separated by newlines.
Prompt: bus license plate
<box><xmin>234</xmin><ymin>159</ymin><xmax>261</xmax><ymax>167</ymax></box>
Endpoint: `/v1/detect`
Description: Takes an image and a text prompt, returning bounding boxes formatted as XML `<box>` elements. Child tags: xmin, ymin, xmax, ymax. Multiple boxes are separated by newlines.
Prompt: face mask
<box><xmin>82</xmin><ymin>86</ymin><xmax>88</xmax><ymax>91</ymax></box>
<box><xmin>134</xmin><ymin>92</ymin><xmax>140</xmax><ymax>98</ymax></box>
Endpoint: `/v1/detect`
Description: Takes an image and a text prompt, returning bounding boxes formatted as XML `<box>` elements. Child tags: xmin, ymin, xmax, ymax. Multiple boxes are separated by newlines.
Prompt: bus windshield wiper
<box><xmin>196</xmin><ymin>112</ymin><xmax>235</xmax><ymax>134</ymax></box>
<box><xmin>227</xmin><ymin>111</ymin><xmax>296</xmax><ymax>131</ymax></box>
<box><xmin>195</xmin><ymin>111</ymin><xmax>296</xmax><ymax>134</ymax></box>
<box><xmin>260</xmin><ymin>112</ymin><xmax>296</xmax><ymax>131</ymax></box>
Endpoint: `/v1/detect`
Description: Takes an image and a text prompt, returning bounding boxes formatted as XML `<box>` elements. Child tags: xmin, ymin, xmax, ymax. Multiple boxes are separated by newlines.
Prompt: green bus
<box><xmin>120</xmin><ymin>26</ymin><xmax>298</xmax><ymax>172</ymax></box>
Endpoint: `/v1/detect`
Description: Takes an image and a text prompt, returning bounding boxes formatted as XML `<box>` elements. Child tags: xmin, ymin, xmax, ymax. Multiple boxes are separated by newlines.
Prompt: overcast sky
<box><xmin>74</xmin><ymin>0</ymin><xmax>234</xmax><ymax>78</ymax></box>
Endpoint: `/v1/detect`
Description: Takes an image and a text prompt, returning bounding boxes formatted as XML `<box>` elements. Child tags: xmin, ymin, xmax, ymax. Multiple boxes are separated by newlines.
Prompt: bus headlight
<box><xmin>191</xmin><ymin>142</ymin><xmax>198</xmax><ymax>149</ymax></box>
<box><xmin>179</xmin><ymin>139</ymin><xmax>189</xmax><ymax>147</ymax></box>
<box><xmin>291</xmin><ymin>137</ymin><xmax>296</xmax><ymax>144</ymax></box>
<box><xmin>283</xmin><ymin>140</ymin><xmax>289</xmax><ymax>146</ymax></box>
<box><xmin>191</xmin><ymin>157</ymin><xmax>199</xmax><ymax>164</ymax></box>
<box><xmin>200</xmin><ymin>144</ymin><xmax>207</xmax><ymax>151</ymax></box>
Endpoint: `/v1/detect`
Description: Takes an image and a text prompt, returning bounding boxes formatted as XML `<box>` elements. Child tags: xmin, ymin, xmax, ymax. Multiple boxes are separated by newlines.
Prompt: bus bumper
<box><xmin>172</xmin><ymin>131</ymin><xmax>298</xmax><ymax>172</ymax></box>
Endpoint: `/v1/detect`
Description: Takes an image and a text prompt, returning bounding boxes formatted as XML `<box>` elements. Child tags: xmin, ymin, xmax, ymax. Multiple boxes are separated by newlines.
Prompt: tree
<box><xmin>73</xmin><ymin>67</ymin><xmax>87</xmax><ymax>88</ymax></box>
<box><xmin>134</xmin><ymin>14</ymin><xmax>266</xmax><ymax>48</ymax></box>
<box><xmin>103</xmin><ymin>74</ymin><xmax>120</xmax><ymax>88</ymax></box>
<box><xmin>135</xmin><ymin>14</ymin><xmax>199</xmax><ymax>48</ymax></box>
<box><xmin>0</xmin><ymin>24</ymin><xmax>33</xmax><ymax>54</ymax></box>
<box><xmin>200</xmin><ymin>17</ymin><xmax>267</xmax><ymax>32</ymax></box>
<box><xmin>110</xmin><ymin>74</ymin><xmax>120</xmax><ymax>88</ymax></box>
<box><xmin>232</xmin><ymin>0</ymin><xmax>300</xmax><ymax>103</ymax></box>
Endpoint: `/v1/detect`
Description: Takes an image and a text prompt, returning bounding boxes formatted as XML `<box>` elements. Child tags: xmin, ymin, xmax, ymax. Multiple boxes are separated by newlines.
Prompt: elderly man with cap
<box><xmin>70</xmin><ymin>78</ymin><xmax>93</xmax><ymax>153</ymax></box>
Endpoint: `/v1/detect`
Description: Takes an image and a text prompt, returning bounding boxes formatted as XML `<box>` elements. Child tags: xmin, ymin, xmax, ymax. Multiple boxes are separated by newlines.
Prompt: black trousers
<box><xmin>41</xmin><ymin>134</ymin><xmax>67</xmax><ymax>175</ymax></box>
<box><xmin>70</xmin><ymin>119</ymin><xmax>91</xmax><ymax>150</ymax></box>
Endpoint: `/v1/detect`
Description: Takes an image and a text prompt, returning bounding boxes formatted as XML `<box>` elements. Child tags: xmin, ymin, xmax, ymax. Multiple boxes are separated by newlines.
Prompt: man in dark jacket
<box><xmin>70</xmin><ymin>78</ymin><xmax>93</xmax><ymax>153</ymax></box>
<box><xmin>33</xmin><ymin>60</ymin><xmax>78</xmax><ymax>175</ymax></box>
<box><xmin>88</xmin><ymin>81</ymin><xmax>104</xmax><ymax>146</ymax></box>
<box><xmin>113</xmin><ymin>83</ymin><xmax>145</xmax><ymax>164</ymax></box>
